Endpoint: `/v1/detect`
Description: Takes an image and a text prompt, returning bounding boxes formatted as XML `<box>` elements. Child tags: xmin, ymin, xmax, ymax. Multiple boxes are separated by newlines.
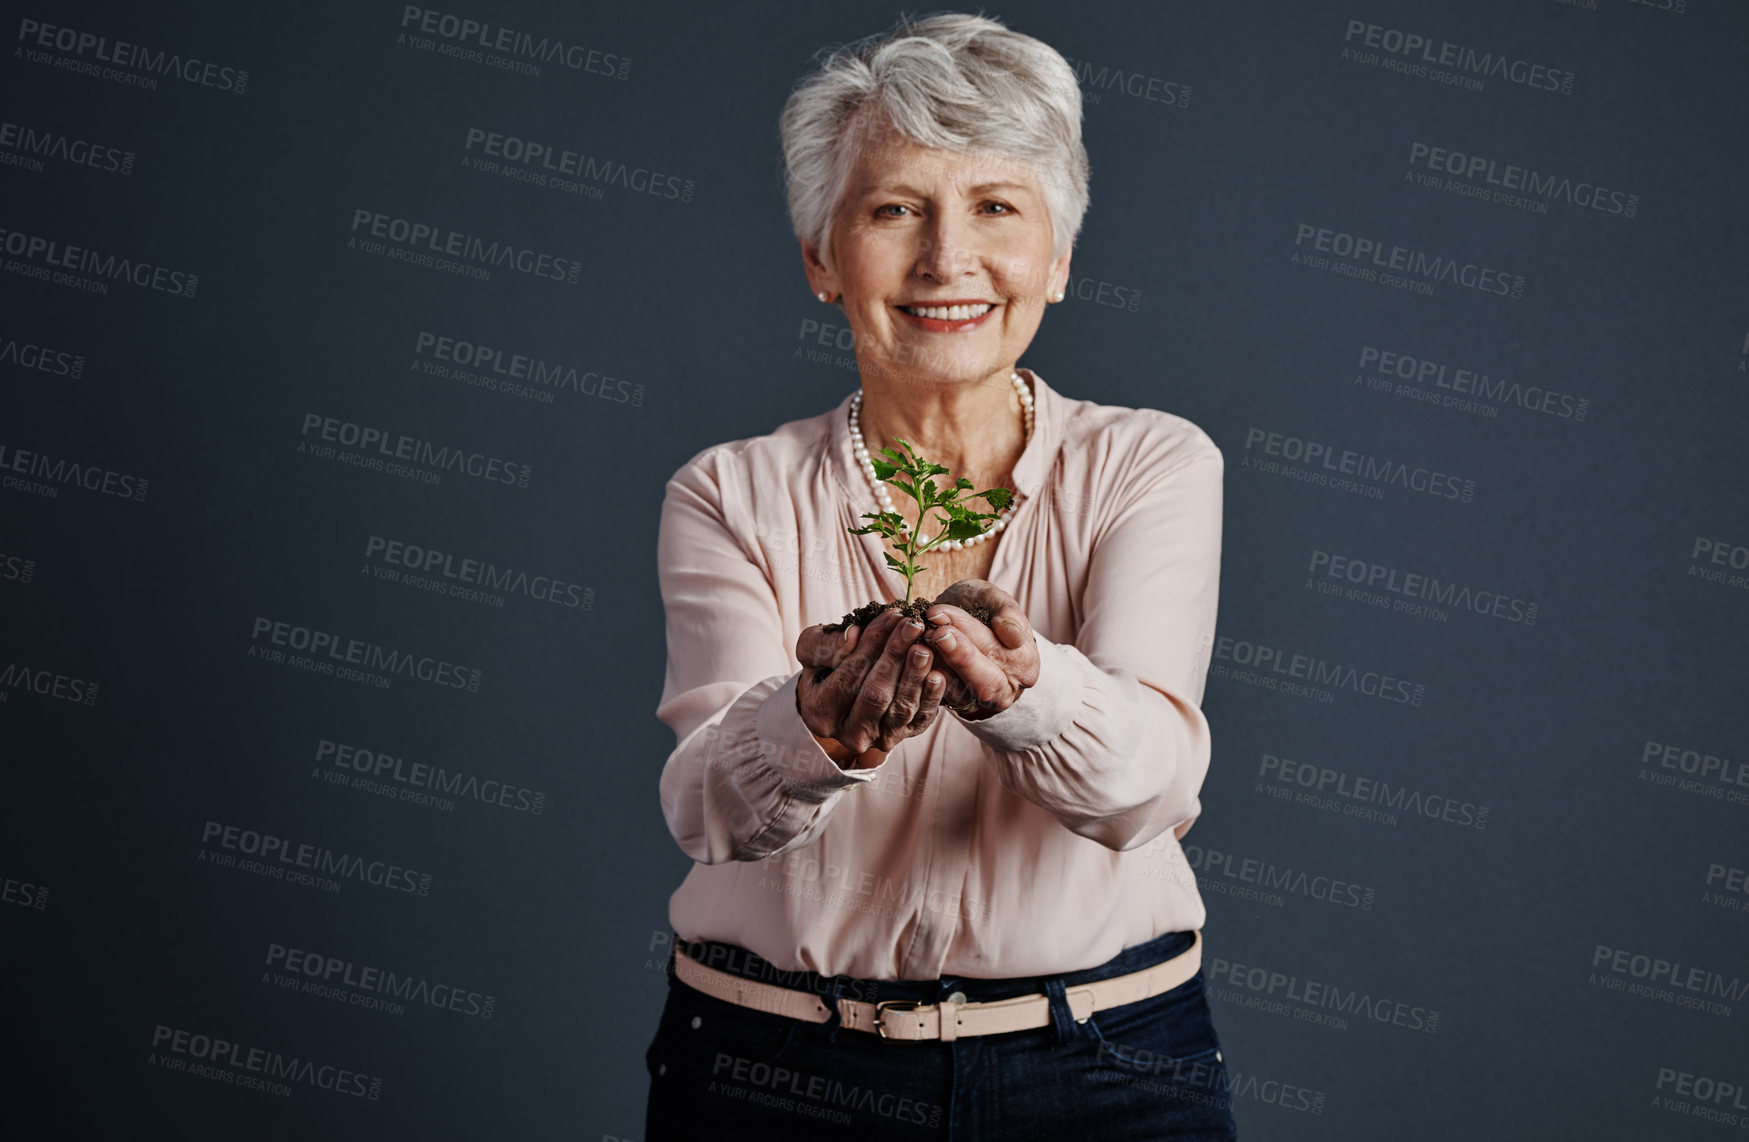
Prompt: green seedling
<box><xmin>847</xmin><ymin>437</ymin><xmax>1014</xmax><ymax>606</ymax></box>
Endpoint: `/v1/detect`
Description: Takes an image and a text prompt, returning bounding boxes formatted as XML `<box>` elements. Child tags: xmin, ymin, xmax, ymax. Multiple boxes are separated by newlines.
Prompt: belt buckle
<box><xmin>872</xmin><ymin>999</ymin><xmax>923</xmax><ymax>1040</ymax></box>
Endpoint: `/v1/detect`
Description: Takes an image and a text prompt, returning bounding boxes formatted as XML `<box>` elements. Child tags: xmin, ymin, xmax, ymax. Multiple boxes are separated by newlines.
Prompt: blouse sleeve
<box><xmin>954</xmin><ymin>427</ymin><xmax>1223</xmax><ymax>851</ymax></box>
<box><xmin>653</xmin><ymin>452</ymin><xmax>877</xmax><ymax>865</ymax></box>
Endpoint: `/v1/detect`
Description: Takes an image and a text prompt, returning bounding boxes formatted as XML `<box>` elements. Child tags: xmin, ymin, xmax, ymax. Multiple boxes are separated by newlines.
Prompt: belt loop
<box><xmin>822</xmin><ymin>975</ymin><xmax>845</xmax><ymax>1044</ymax></box>
<box><xmin>1043</xmin><ymin>978</ymin><xmax>1076</xmax><ymax>1044</ymax></box>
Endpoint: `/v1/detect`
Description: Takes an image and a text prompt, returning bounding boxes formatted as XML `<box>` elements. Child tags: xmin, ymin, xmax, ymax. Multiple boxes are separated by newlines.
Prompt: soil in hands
<box><xmin>812</xmin><ymin>597</ymin><xmax>994</xmax><ymax>684</ymax></box>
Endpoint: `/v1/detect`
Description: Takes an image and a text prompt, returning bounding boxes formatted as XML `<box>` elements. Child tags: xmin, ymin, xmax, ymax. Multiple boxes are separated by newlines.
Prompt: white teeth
<box><xmin>905</xmin><ymin>303</ymin><xmax>993</xmax><ymax>321</ymax></box>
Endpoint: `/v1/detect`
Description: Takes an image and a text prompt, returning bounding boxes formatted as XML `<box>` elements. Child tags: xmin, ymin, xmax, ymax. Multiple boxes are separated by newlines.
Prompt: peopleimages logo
<box><xmin>1356</xmin><ymin>344</ymin><xmax>1590</xmax><ymax>423</ymax></box>
<box><xmin>316</xmin><ymin>737</ymin><xmax>547</xmax><ymax>816</ymax></box>
<box><xmin>1690</xmin><ymin>536</ymin><xmax>1749</xmax><ymax>593</ymax></box>
<box><xmin>1241</xmin><ymin>427</ymin><xmax>1475</xmax><ymax>504</ymax></box>
<box><xmin>1590</xmin><ymin>944</ymin><xmax>1744</xmax><ymax>1017</ymax></box>
<box><xmin>1059</xmin><ymin>55</ymin><xmax>1190</xmax><ymax>108</ymax></box>
<box><xmin>199</xmin><ymin>820</ymin><xmax>434</xmax><ymax>897</ymax></box>
<box><xmin>398</xmin><ymin>6</ymin><xmax>629</xmax><ymax>79</ymax></box>
<box><xmin>298</xmin><ymin>412</ymin><xmax>532</xmax><ymax>489</ymax></box>
<box><xmin>265</xmin><ymin>942</ymin><xmax>496</xmax><ymax>1020</ymax></box>
<box><xmin>0</xmin><ymin>661</ymin><xmax>98</xmax><ymax>706</ymax></box>
<box><xmin>1211</xmin><ymin>633</ymin><xmax>1426</xmax><ymax>707</ymax></box>
<box><xmin>1340</xmin><ymin>19</ymin><xmax>1575</xmax><ymax>95</ymax></box>
<box><xmin>348</xmin><ymin>209</ymin><xmax>582</xmax><ymax>285</ymax></box>
<box><xmin>0</xmin><ymin>329</ymin><xmax>85</xmax><ymax>377</ymax></box>
<box><xmin>16</xmin><ymin>19</ymin><xmax>249</xmax><ymax>94</ymax></box>
<box><xmin>248</xmin><ymin>615</ymin><xmax>484</xmax><ymax>693</ymax></box>
<box><xmin>2</xmin><ymin>874</ymin><xmax>49</xmax><ymax>910</ymax></box>
<box><xmin>1293</xmin><ymin>222</ymin><xmax>1524</xmax><ymax>299</ymax></box>
<box><xmin>710</xmin><ymin>1053</ymin><xmax>943</xmax><ymax>1129</ymax></box>
<box><xmin>1182</xmin><ymin>843</ymin><xmax>1377</xmax><ymax>911</ymax></box>
<box><xmin>148</xmin><ymin>1025</ymin><xmax>381</xmax><ymax>1101</ymax></box>
<box><xmin>462</xmin><ymin>128</ymin><xmax>694</xmax><ymax>202</ymax></box>
<box><xmin>1407</xmin><ymin>142</ymin><xmax>1638</xmax><ymax>219</ymax></box>
<box><xmin>1209</xmin><ymin>956</ymin><xmax>1441</xmax><ymax>1034</ymax></box>
<box><xmin>0</xmin><ymin>440</ymin><xmax>148</xmax><ymax>502</ymax></box>
<box><xmin>364</xmin><ymin>534</ymin><xmax>592</xmax><ymax>611</ymax></box>
<box><xmin>1307</xmin><ymin>549</ymin><xmax>1540</xmax><ymax>626</ymax></box>
<box><xmin>1653</xmin><ymin>1066</ymin><xmax>1746</xmax><ymax>1131</ymax></box>
<box><xmin>764</xmin><ymin>850</ymin><xmax>994</xmax><ymax>923</ymax></box>
<box><xmin>1639</xmin><ymin>739</ymin><xmax>1749</xmax><ymax>807</ymax></box>
<box><xmin>0</xmin><ymin>120</ymin><xmax>134</xmax><ymax>176</ymax></box>
<box><xmin>413</xmin><ymin>330</ymin><xmax>641</xmax><ymax>407</ymax></box>
<box><xmin>1258</xmin><ymin>751</ymin><xmax>1490</xmax><ymax>831</ymax></box>
<box><xmin>0</xmin><ymin>552</ymin><xmax>36</xmax><ymax>585</ymax></box>
<box><xmin>1703</xmin><ymin>864</ymin><xmax>1748</xmax><ymax>915</ymax></box>
<box><xmin>0</xmin><ymin>224</ymin><xmax>198</xmax><ymax>297</ymax></box>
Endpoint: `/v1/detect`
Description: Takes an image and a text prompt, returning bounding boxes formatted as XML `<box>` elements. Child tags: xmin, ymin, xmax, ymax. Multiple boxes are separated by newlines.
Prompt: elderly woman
<box><xmin>645</xmin><ymin>13</ymin><xmax>1230</xmax><ymax>1140</ymax></box>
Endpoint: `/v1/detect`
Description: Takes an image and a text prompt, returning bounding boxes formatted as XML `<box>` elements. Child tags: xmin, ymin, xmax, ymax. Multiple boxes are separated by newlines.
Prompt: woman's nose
<box><xmin>913</xmin><ymin>216</ymin><xmax>976</xmax><ymax>281</ymax></box>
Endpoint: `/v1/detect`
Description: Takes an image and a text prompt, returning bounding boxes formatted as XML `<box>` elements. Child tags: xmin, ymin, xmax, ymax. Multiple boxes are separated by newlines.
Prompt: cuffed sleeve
<box><xmin>654</xmin><ymin>456</ymin><xmax>875</xmax><ymax>865</ymax></box>
<box><xmin>950</xmin><ymin>632</ymin><xmax>1079</xmax><ymax>749</ymax></box>
<box><xmin>961</xmin><ymin>434</ymin><xmax>1224</xmax><ymax>852</ymax></box>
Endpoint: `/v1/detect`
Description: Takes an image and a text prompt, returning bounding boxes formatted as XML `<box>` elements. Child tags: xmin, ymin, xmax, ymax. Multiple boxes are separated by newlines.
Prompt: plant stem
<box><xmin>850</xmin><ymin>436</ymin><xmax>1004</xmax><ymax>607</ymax></box>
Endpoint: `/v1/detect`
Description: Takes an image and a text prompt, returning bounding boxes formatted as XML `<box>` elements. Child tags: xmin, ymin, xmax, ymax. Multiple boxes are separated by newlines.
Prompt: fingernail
<box><xmin>910</xmin><ymin>647</ymin><xmax>929</xmax><ymax>666</ymax></box>
<box><xmin>932</xmin><ymin>630</ymin><xmax>957</xmax><ymax>651</ymax></box>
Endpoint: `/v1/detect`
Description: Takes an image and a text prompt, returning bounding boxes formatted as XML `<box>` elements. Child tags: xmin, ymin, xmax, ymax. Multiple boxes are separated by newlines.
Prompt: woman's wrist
<box><xmin>812</xmin><ymin>732</ymin><xmax>861</xmax><ymax>767</ymax></box>
<box><xmin>811</xmin><ymin>732</ymin><xmax>888</xmax><ymax>771</ymax></box>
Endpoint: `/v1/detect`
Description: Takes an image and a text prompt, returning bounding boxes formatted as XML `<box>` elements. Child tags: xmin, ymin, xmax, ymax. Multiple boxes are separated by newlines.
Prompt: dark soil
<box><xmin>812</xmin><ymin>596</ymin><xmax>995</xmax><ymax>684</ymax></box>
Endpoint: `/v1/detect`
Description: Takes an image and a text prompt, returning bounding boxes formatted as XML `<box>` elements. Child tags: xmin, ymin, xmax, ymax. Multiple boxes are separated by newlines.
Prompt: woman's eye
<box><xmin>877</xmin><ymin>204</ymin><xmax>912</xmax><ymax>218</ymax></box>
<box><xmin>982</xmin><ymin>202</ymin><xmax>1013</xmax><ymax>214</ymax></box>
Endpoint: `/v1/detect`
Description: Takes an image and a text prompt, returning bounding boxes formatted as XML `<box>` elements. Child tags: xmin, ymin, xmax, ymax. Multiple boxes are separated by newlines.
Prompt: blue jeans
<box><xmin>643</xmin><ymin>930</ymin><xmax>1237</xmax><ymax>1140</ymax></box>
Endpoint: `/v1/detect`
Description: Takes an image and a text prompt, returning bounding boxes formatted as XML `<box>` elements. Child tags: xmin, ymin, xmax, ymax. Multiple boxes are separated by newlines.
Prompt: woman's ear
<box><xmin>801</xmin><ymin>239</ymin><xmax>839</xmax><ymax>302</ymax></box>
<box><xmin>1048</xmin><ymin>245</ymin><xmax>1073</xmax><ymax>302</ymax></box>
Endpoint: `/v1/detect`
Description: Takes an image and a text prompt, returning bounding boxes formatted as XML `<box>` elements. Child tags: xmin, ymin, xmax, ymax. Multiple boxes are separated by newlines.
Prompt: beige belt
<box><xmin>672</xmin><ymin>930</ymin><xmax>1201</xmax><ymax>1042</ymax></box>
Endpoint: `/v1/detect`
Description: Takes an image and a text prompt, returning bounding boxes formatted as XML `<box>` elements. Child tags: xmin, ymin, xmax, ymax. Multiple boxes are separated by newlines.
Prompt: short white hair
<box><xmin>779</xmin><ymin>12</ymin><xmax>1089</xmax><ymax>264</ymax></box>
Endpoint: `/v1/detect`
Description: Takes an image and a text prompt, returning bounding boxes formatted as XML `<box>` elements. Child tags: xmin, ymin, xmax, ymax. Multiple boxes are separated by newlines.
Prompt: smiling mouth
<box><xmin>900</xmin><ymin>302</ymin><xmax>995</xmax><ymax>321</ymax></box>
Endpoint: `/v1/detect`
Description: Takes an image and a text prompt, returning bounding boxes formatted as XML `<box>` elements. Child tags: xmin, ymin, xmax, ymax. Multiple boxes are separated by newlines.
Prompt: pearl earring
<box><xmin>1051</xmin><ymin>289</ymin><xmax>1065</xmax><ymax>303</ymax></box>
<box><xmin>817</xmin><ymin>291</ymin><xmax>830</xmax><ymax>303</ymax></box>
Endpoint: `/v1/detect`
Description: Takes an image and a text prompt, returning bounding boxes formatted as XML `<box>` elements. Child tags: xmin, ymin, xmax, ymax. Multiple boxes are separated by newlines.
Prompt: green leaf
<box><xmin>980</xmin><ymin>486</ymin><xmax>1014</xmax><ymax>513</ymax></box>
<box><xmin>845</xmin><ymin>431</ymin><xmax>1011</xmax><ymax>590</ymax></box>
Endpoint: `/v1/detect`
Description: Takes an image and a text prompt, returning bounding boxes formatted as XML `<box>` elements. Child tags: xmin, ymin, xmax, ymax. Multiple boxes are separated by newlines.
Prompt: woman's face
<box><xmin>804</xmin><ymin>135</ymin><xmax>1071</xmax><ymax>390</ymax></box>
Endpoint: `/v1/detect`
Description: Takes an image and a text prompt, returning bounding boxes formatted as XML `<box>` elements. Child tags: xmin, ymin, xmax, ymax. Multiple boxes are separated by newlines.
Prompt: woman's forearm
<box><xmin>660</xmin><ymin>672</ymin><xmax>881</xmax><ymax>863</ymax></box>
<box><xmin>958</xmin><ymin>634</ymin><xmax>1211</xmax><ymax>851</ymax></box>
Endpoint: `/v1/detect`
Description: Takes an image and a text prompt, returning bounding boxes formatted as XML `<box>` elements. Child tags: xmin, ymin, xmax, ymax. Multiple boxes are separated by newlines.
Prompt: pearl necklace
<box><xmin>848</xmin><ymin>370</ymin><xmax>1034</xmax><ymax>551</ymax></box>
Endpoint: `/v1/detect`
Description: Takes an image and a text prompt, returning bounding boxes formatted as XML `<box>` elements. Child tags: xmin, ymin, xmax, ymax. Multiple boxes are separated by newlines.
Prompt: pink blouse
<box><xmin>655</xmin><ymin>369</ymin><xmax>1224</xmax><ymax>981</ymax></box>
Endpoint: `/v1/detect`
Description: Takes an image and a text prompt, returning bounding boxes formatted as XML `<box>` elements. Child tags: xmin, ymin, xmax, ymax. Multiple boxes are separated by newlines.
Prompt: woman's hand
<box><xmin>794</xmin><ymin>609</ymin><xmax>947</xmax><ymax>764</ymax></box>
<box><xmin>922</xmin><ymin>580</ymin><xmax>1041</xmax><ymax>720</ymax></box>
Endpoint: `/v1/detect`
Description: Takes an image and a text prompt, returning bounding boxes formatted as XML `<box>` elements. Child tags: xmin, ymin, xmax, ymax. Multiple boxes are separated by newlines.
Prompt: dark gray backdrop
<box><xmin>4</xmin><ymin>1</ymin><xmax>1746</xmax><ymax>1138</ymax></box>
